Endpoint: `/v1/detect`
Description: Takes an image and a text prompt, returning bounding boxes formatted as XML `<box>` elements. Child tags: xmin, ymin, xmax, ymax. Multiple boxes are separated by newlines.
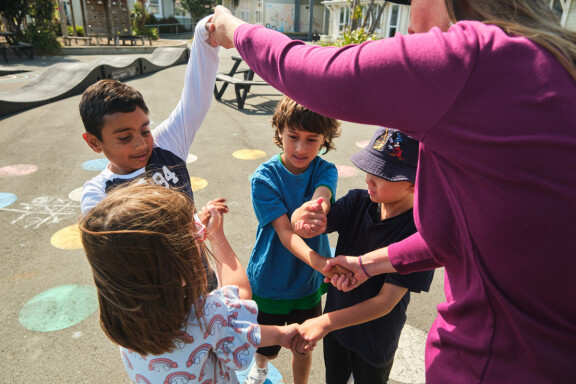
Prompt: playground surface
<box><xmin>0</xmin><ymin>47</ymin><xmax>445</xmax><ymax>384</ymax></box>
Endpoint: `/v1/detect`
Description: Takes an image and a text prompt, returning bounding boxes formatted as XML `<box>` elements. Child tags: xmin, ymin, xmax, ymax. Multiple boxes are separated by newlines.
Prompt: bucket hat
<box><xmin>350</xmin><ymin>127</ymin><xmax>419</xmax><ymax>182</ymax></box>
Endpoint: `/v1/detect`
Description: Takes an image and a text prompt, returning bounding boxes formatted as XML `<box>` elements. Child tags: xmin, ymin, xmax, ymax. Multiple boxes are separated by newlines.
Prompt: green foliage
<box><xmin>135</xmin><ymin>27</ymin><xmax>159</xmax><ymax>40</ymax></box>
<box><xmin>0</xmin><ymin>0</ymin><xmax>30</xmax><ymax>39</ymax></box>
<box><xmin>320</xmin><ymin>27</ymin><xmax>375</xmax><ymax>47</ymax></box>
<box><xmin>131</xmin><ymin>2</ymin><xmax>148</xmax><ymax>35</ymax></box>
<box><xmin>23</xmin><ymin>24</ymin><xmax>60</xmax><ymax>55</ymax></box>
<box><xmin>67</xmin><ymin>26</ymin><xmax>85</xmax><ymax>37</ymax></box>
<box><xmin>180</xmin><ymin>0</ymin><xmax>216</xmax><ymax>21</ymax></box>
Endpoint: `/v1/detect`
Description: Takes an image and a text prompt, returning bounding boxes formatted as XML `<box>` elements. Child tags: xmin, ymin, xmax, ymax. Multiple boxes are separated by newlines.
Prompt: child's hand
<box><xmin>323</xmin><ymin>256</ymin><xmax>368</xmax><ymax>292</ymax></box>
<box><xmin>291</xmin><ymin>197</ymin><xmax>327</xmax><ymax>238</ymax></box>
<box><xmin>204</xmin><ymin>200</ymin><xmax>228</xmax><ymax>239</ymax></box>
<box><xmin>198</xmin><ymin>198</ymin><xmax>229</xmax><ymax>226</ymax></box>
<box><xmin>277</xmin><ymin>323</ymin><xmax>300</xmax><ymax>350</ymax></box>
<box><xmin>293</xmin><ymin>318</ymin><xmax>325</xmax><ymax>354</ymax></box>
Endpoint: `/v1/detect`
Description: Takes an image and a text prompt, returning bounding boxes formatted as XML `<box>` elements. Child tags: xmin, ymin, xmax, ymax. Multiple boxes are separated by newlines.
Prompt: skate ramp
<box><xmin>0</xmin><ymin>47</ymin><xmax>189</xmax><ymax>117</ymax></box>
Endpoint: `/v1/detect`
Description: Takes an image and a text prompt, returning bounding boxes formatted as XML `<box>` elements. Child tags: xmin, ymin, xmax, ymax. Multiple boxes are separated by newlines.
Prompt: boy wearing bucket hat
<box><xmin>294</xmin><ymin>127</ymin><xmax>434</xmax><ymax>384</ymax></box>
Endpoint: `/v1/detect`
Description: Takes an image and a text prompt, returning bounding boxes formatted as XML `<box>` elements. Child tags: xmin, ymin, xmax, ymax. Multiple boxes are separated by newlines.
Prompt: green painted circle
<box><xmin>19</xmin><ymin>284</ymin><xmax>98</xmax><ymax>332</ymax></box>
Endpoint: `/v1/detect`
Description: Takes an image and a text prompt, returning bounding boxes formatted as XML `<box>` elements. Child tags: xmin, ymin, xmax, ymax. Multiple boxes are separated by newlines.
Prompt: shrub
<box><xmin>320</xmin><ymin>27</ymin><xmax>375</xmax><ymax>47</ymax></box>
<box><xmin>23</xmin><ymin>24</ymin><xmax>60</xmax><ymax>55</ymax></box>
<box><xmin>67</xmin><ymin>25</ymin><xmax>84</xmax><ymax>37</ymax></box>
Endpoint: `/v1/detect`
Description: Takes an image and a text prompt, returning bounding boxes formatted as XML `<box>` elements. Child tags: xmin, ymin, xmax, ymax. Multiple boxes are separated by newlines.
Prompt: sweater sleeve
<box><xmin>388</xmin><ymin>232</ymin><xmax>442</xmax><ymax>274</ymax></box>
<box><xmin>234</xmin><ymin>22</ymin><xmax>479</xmax><ymax>141</ymax></box>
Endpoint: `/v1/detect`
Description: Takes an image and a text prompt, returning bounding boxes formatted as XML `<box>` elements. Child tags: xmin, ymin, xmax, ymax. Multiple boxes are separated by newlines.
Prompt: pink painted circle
<box><xmin>355</xmin><ymin>140</ymin><xmax>369</xmax><ymax>148</ymax></box>
<box><xmin>0</xmin><ymin>164</ymin><xmax>38</xmax><ymax>177</ymax></box>
<box><xmin>336</xmin><ymin>165</ymin><xmax>359</xmax><ymax>178</ymax></box>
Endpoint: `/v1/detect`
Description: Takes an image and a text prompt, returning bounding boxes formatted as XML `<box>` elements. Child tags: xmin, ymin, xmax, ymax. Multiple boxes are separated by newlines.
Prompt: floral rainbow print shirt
<box><xmin>120</xmin><ymin>285</ymin><xmax>260</xmax><ymax>384</ymax></box>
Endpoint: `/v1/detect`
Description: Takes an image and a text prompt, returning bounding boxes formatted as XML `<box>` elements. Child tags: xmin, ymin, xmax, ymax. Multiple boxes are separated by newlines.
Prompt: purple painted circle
<box><xmin>0</xmin><ymin>164</ymin><xmax>38</xmax><ymax>177</ymax></box>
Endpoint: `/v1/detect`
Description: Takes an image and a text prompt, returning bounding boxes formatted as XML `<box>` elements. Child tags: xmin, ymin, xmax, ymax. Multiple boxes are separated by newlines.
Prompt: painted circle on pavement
<box><xmin>336</xmin><ymin>165</ymin><xmax>359</xmax><ymax>178</ymax></box>
<box><xmin>81</xmin><ymin>158</ymin><xmax>109</xmax><ymax>171</ymax></box>
<box><xmin>51</xmin><ymin>225</ymin><xmax>83</xmax><ymax>250</ymax></box>
<box><xmin>0</xmin><ymin>164</ymin><xmax>38</xmax><ymax>177</ymax></box>
<box><xmin>190</xmin><ymin>177</ymin><xmax>208</xmax><ymax>192</ymax></box>
<box><xmin>0</xmin><ymin>192</ymin><xmax>17</xmax><ymax>208</ymax></box>
<box><xmin>236</xmin><ymin>360</ymin><xmax>284</xmax><ymax>383</ymax></box>
<box><xmin>19</xmin><ymin>284</ymin><xmax>98</xmax><ymax>332</ymax></box>
<box><xmin>233</xmin><ymin>149</ymin><xmax>267</xmax><ymax>160</ymax></box>
<box><xmin>356</xmin><ymin>140</ymin><xmax>369</xmax><ymax>148</ymax></box>
<box><xmin>68</xmin><ymin>187</ymin><xmax>83</xmax><ymax>202</ymax></box>
<box><xmin>0</xmin><ymin>72</ymin><xmax>39</xmax><ymax>83</ymax></box>
<box><xmin>187</xmin><ymin>153</ymin><xmax>198</xmax><ymax>164</ymax></box>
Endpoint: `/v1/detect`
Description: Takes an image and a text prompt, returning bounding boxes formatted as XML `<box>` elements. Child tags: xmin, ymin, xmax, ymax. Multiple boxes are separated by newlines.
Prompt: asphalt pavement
<box><xmin>0</xmin><ymin>46</ymin><xmax>445</xmax><ymax>384</ymax></box>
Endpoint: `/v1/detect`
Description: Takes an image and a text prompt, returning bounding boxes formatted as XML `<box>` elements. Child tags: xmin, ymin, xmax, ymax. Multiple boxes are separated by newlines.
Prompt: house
<box><xmin>221</xmin><ymin>0</ymin><xmax>576</xmax><ymax>41</ymax></box>
<box><xmin>57</xmin><ymin>0</ymin><xmax>192</xmax><ymax>37</ymax></box>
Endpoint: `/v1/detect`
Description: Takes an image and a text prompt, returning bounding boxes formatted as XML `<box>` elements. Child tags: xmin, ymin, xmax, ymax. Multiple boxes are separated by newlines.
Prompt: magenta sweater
<box><xmin>235</xmin><ymin>21</ymin><xmax>576</xmax><ymax>382</ymax></box>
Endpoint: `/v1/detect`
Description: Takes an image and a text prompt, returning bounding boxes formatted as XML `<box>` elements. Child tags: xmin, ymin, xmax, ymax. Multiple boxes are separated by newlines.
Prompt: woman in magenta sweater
<box><xmin>208</xmin><ymin>1</ymin><xmax>576</xmax><ymax>382</ymax></box>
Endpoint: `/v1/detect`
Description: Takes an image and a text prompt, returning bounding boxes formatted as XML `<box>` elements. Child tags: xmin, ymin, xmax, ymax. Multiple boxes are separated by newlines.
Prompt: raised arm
<box><xmin>205</xmin><ymin>205</ymin><xmax>251</xmax><ymax>299</ymax></box>
<box><xmin>153</xmin><ymin>15</ymin><xmax>220</xmax><ymax>159</ymax></box>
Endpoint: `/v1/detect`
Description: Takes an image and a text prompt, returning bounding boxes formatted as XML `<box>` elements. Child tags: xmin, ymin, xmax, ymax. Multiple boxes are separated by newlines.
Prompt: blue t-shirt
<box><xmin>248</xmin><ymin>154</ymin><xmax>337</xmax><ymax>301</ymax></box>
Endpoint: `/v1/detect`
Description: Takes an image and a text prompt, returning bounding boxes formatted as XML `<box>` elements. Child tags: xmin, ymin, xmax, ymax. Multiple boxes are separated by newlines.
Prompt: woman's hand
<box><xmin>323</xmin><ymin>256</ymin><xmax>368</xmax><ymax>292</ymax></box>
<box><xmin>207</xmin><ymin>6</ymin><xmax>246</xmax><ymax>49</ymax></box>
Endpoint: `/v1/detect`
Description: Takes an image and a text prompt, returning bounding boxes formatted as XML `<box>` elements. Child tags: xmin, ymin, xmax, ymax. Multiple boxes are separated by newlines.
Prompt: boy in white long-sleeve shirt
<box><xmin>79</xmin><ymin>15</ymin><xmax>218</xmax><ymax>215</ymax></box>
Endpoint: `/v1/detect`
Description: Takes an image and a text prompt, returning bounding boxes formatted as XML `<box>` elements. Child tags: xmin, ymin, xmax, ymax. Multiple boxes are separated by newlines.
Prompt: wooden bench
<box><xmin>0</xmin><ymin>32</ymin><xmax>33</xmax><ymax>62</ymax></box>
<box><xmin>62</xmin><ymin>36</ymin><xmax>94</xmax><ymax>46</ymax></box>
<box><xmin>116</xmin><ymin>35</ymin><xmax>152</xmax><ymax>46</ymax></box>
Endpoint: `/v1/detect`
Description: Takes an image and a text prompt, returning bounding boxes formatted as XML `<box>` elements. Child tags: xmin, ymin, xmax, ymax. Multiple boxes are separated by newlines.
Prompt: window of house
<box><xmin>146</xmin><ymin>0</ymin><xmax>162</xmax><ymax>18</ymax></box>
<box><xmin>256</xmin><ymin>0</ymin><xmax>262</xmax><ymax>24</ymax></box>
<box><xmin>386</xmin><ymin>4</ymin><xmax>400</xmax><ymax>37</ymax></box>
<box><xmin>339</xmin><ymin>6</ymin><xmax>351</xmax><ymax>33</ymax></box>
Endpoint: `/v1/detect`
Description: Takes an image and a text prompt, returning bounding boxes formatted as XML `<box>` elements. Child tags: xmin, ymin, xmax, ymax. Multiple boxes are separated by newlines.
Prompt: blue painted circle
<box><xmin>236</xmin><ymin>360</ymin><xmax>284</xmax><ymax>383</ymax></box>
<box><xmin>81</xmin><ymin>158</ymin><xmax>109</xmax><ymax>171</ymax></box>
<box><xmin>19</xmin><ymin>284</ymin><xmax>98</xmax><ymax>332</ymax></box>
<box><xmin>330</xmin><ymin>247</ymin><xmax>336</xmax><ymax>258</ymax></box>
<box><xmin>0</xmin><ymin>192</ymin><xmax>17</xmax><ymax>208</ymax></box>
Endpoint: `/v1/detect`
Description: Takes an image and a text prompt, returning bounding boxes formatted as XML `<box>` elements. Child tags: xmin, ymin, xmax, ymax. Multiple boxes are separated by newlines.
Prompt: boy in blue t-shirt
<box><xmin>293</xmin><ymin>127</ymin><xmax>434</xmax><ymax>383</ymax></box>
<box><xmin>244</xmin><ymin>96</ymin><xmax>342</xmax><ymax>384</ymax></box>
<box><xmin>79</xmin><ymin>16</ymin><xmax>218</xmax><ymax>215</ymax></box>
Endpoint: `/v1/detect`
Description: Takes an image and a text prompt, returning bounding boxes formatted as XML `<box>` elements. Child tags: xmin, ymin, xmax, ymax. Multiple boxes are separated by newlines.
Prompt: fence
<box><xmin>147</xmin><ymin>23</ymin><xmax>196</xmax><ymax>37</ymax></box>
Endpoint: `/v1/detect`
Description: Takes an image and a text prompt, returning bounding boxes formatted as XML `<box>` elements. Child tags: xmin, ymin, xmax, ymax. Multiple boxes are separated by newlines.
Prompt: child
<box><xmin>79</xmin><ymin>183</ymin><xmax>303</xmax><ymax>384</ymax></box>
<box><xmin>293</xmin><ymin>127</ymin><xmax>434</xmax><ymax>384</ymax></box>
<box><xmin>79</xmin><ymin>15</ymin><xmax>218</xmax><ymax>215</ymax></box>
<box><xmin>244</xmin><ymin>96</ymin><xmax>341</xmax><ymax>384</ymax></box>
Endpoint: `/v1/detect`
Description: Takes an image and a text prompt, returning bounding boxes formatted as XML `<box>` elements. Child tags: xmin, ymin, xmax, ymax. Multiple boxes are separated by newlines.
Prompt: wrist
<box><xmin>358</xmin><ymin>255</ymin><xmax>371</xmax><ymax>278</ymax></box>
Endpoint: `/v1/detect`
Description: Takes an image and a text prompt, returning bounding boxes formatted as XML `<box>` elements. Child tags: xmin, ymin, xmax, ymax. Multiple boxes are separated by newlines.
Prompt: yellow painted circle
<box><xmin>51</xmin><ymin>225</ymin><xmax>83</xmax><ymax>250</ymax></box>
<box><xmin>190</xmin><ymin>177</ymin><xmax>208</xmax><ymax>191</ymax></box>
<box><xmin>232</xmin><ymin>149</ymin><xmax>267</xmax><ymax>160</ymax></box>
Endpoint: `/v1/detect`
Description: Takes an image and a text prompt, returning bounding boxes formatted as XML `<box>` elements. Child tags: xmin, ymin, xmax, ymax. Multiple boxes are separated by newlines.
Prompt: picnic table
<box><xmin>0</xmin><ymin>32</ymin><xmax>34</xmax><ymax>63</ymax></box>
<box><xmin>213</xmin><ymin>55</ymin><xmax>269</xmax><ymax>109</ymax></box>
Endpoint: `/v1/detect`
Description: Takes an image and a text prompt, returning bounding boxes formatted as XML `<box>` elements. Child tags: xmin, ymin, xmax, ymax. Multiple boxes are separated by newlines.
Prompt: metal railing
<box><xmin>146</xmin><ymin>23</ymin><xmax>196</xmax><ymax>37</ymax></box>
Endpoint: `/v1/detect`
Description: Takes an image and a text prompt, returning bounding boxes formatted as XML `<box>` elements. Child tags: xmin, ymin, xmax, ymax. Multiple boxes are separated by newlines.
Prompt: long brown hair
<box><xmin>79</xmin><ymin>183</ymin><xmax>210</xmax><ymax>355</ymax></box>
<box><xmin>445</xmin><ymin>0</ymin><xmax>576</xmax><ymax>81</ymax></box>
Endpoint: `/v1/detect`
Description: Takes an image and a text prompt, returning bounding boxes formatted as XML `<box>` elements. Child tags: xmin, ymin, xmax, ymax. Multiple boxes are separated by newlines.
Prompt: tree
<box><xmin>0</xmin><ymin>0</ymin><xmax>30</xmax><ymax>39</ymax></box>
<box><xmin>180</xmin><ymin>0</ymin><xmax>217</xmax><ymax>22</ymax></box>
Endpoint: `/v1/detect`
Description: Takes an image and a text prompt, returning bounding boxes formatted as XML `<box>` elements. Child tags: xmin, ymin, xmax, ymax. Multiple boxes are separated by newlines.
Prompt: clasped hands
<box><xmin>277</xmin><ymin>317</ymin><xmax>331</xmax><ymax>354</ymax></box>
<box><xmin>292</xmin><ymin>198</ymin><xmax>369</xmax><ymax>292</ymax></box>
